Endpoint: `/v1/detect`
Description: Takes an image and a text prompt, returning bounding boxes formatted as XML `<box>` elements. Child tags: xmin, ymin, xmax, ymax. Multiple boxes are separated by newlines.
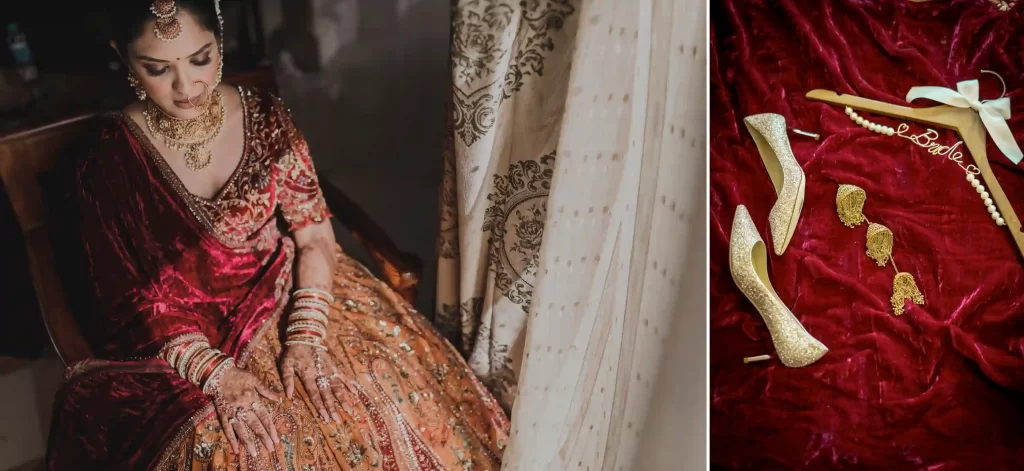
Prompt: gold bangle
<box><xmin>284</xmin><ymin>340</ymin><xmax>327</xmax><ymax>351</ymax></box>
<box><xmin>284</xmin><ymin>321</ymin><xmax>323</xmax><ymax>333</ymax></box>
<box><xmin>188</xmin><ymin>349</ymin><xmax>220</xmax><ymax>385</ymax></box>
<box><xmin>288</xmin><ymin>309</ymin><xmax>327</xmax><ymax>319</ymax></box>
<box><xmin>294</xmin><ymin>298</ymin><xmax>330</xmax><ymax>308</ymax></box>
<box><xmin>288</xmin><ymin>313</ymin><xmax>329</xmax><ymax>325</ymax></box>
<box><xmin>293</xmin><ymin>288</ymin><xmax>335</xmax><ymax>303</ymax></box>
<box><xmin>202</xmin><ymin>357</ymin><xmax>235</xmax><ymax>395</ymax></box>
<box><xmin>160</xmin><ymin>332</ymin><xmax>207</xmax><ymax>359</ymax></box>
<box><xmin>290</xmin><ymin>306</ymin><xmax>329</xmax><ymax>316</ymax></box>
<box><xmin>176</xmin><ymin>341</ymin><xmax>209</xmax><ymax>378</ymax></box>
<box><xmin>189</xmin><ymin>348</ymin><xmax>221</xmax><ymax>384</ymax></box>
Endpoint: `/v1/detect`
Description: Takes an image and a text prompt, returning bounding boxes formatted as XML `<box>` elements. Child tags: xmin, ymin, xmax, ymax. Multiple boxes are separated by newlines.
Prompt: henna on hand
<box><xmin>280</xmin><ymin>344</ymin><xmax>353</xmax><ymax>424</ymax></box>
<box><xmin>212</xmin><ymin>366</ymin><xmax>280</xmax><ymax>457</ymax></box>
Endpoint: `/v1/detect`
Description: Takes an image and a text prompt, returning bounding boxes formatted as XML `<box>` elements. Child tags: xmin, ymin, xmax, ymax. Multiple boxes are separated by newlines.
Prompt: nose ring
<box><xmin>188</xmin><ymin>80</ymin><xmax>211</xmax><ymax>108</ymax></box>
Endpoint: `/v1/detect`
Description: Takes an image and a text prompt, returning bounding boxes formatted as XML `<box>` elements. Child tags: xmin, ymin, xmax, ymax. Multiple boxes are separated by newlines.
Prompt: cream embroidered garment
<box><xmin>436</xmin><ymin>0</ymin><xmax>579</xmax><ymax>407</ymax></box>
<box><xmin>437</xmin><ymin>0</ymin><xmax>705</xmax><ymax>467</ymax></box>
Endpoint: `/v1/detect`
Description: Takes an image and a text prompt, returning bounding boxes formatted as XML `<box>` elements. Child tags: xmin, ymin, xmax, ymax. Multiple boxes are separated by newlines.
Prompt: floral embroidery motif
<box><xmin>451</xmin><ymin>0</ymin><xmax>576</xmax><ymax>145</ymax></box>
<box><xmin>482</xmin><ymin>153</ymin><xmax>555</xmax><ymax>313</ymax></box>
<box><xmin>272</xmin><ymin>96</ymin><xmax>331</xmax><ymax>232</ymax></box>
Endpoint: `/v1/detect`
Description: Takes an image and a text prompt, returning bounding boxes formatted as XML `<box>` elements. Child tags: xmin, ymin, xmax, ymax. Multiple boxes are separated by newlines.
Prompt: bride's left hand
<box><xmin>280</xmin><ymin>344</ymin><xmax>351</xmax><ymax>424</ymax></box>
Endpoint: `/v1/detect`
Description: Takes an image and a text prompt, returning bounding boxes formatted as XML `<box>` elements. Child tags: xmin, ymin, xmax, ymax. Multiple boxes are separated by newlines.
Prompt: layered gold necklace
<box><xmin>143</xmin><ymin>89</ymin><xmax>226</xmax><ymax>171</ymax></box>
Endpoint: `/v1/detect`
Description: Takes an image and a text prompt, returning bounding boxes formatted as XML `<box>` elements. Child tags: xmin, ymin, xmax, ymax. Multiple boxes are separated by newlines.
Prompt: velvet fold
<box><xmin>712</xmin><ymin>1</ymin><xmax>1024</xmax><ymax>469</ymax></box>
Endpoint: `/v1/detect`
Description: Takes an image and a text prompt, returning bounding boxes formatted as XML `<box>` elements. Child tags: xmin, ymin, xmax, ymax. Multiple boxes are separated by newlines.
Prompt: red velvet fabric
<box><xmin>46</xmin><ymin>88</ymin><xmax>330</xmax><ymax>470</ymax></box>
<box><xmin>711</xmin><ymin>1</ymin><xmax>1024</xmax><ymax>469</ymax></box>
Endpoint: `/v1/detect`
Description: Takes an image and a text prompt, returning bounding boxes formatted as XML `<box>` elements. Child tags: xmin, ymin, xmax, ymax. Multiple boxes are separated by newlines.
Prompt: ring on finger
<box><xmin>316</xmin><ymin>375</ymin><xmax>331</xmax><ymax>390</ymax></box>
<box><xmin>228</xmin><ymin>417</ymin><xmax>237</xmax><ymax>424</ymax></box>
<box><xmin>251</xmin><ymin>400</ymin><xmax>263</xmax><ymax>411</ymax></box>
<box><xmin>235</xmin><ymin>407</ymin><xmax>248</xmax><ymax>421</ymax></box>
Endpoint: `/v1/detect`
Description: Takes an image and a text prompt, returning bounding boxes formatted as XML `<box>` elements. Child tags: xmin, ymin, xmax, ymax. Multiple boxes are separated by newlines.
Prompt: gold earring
<box><xmin>836</xmin><ymin>183</ymin><xmax>924</xmax><ymax>315</ymax></box>
<box><xmin>865</xmin><ymin>222</ymin><xmax>893</xmax><ymax>266</ymax></box>
<box><xmin>891</xmin><ymin>273</ymin><xmax>925</xmax><ymax>316</ymax></box>
<box><xmin>836</xmin><ymin>184</ymin><xmax>867</xmax><ymax>227</ymax></box>
<box><xmin>127</xmin><ymin>71</ymin><xmax>146</xmax><ymax>100</ymax></box>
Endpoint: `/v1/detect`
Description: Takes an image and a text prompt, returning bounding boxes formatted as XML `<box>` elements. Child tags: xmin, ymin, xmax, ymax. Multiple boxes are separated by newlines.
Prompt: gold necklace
<box><xmin>143</xmin><ymin>90</ymin><xmax>225</xmax><ymax>171</ymax></box>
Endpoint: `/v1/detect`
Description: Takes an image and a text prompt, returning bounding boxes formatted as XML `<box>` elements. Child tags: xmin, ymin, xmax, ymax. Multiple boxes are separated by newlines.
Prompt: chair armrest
<box><xmin>317</xmin><ymin>173</ymin><xmax>423</xmax><ymax>305</ymax></box>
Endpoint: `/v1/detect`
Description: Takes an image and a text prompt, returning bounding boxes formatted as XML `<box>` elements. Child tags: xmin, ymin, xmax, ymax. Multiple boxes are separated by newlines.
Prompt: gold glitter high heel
<box><xmin>730</xmin><ymin>205</ymin><xmax>827</xmax><ymax>367</ymax></box>
<box><xmin>743</xmin><ymin>113</ymin><xmax>805</xmax><ymax>255</ymax></box>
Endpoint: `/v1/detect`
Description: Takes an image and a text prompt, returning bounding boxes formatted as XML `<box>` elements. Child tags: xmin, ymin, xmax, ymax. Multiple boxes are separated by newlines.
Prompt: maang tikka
<box><xmin>151</xmin><ymin>0</ymin><xmax>183</xmax><ymax>42</ymax></box>
<box><xmin>836</xmin><ymin>184</ymin><xmax>925</xmax><ymax>315</ymax></box>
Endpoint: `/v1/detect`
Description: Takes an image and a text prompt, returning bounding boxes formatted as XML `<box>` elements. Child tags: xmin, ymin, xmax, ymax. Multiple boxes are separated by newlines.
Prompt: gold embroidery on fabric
<box><xmin>271</xmin><ymin>97</ymin><xmax>330</xmax><ymax>230</ymax></box>
<box><xmin>154</xmin><ymin>250</ymin><xmax>509</xmax><ymax>470</ymax></box>
<box><xmin>118</xmin><ymin>87</ymin><xmax>328</xmax><ymax>249</ymax></box>
<box><xmin>116</xmin><ymin>86</ymin><xmax>256</xmax><ymax>248</ymax></box>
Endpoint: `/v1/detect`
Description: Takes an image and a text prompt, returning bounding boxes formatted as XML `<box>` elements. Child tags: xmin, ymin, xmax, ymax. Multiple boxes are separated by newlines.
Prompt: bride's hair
<box><xmin>110</xmin><ymin>0</ymin><xmax>221</xmax><ymax>55</ymax></box>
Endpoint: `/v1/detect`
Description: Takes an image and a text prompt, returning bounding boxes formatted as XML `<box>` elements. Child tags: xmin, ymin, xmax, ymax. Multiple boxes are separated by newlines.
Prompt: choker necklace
<box><xmin>143</xmin><ymin>89</ymin><xmax>226</xmax><ymax>171</ymax></box>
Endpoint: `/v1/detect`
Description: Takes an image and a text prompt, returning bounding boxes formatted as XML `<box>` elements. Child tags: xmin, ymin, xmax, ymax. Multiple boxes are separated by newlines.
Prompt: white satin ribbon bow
<box><xmin>906</xmin><ymin>79</ymin><xmax>1022</xmax><ymax>165</ymax></box>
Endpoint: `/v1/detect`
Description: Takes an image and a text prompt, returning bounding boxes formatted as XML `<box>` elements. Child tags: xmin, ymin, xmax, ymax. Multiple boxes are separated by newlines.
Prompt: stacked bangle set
<box><xmin>158</xmin><ymin>288</ymin><xmax>334</xmax><ymax>397</ymax></box>
<box><xmin>159</xmin><ymin>332</ymin><xmax>235</xmax><ymax>395</ymax></box>
<box><xmin>285</xmin><ymin>288</ymin><xmax>334</xmax><ymax>351</ymax></box>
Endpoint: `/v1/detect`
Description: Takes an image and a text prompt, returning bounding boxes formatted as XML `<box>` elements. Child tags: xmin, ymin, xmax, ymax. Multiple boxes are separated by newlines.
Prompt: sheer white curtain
<box><xmin>437</xmin><ymin>0</ymin><xmax>706</xmax><ymax>468</ymax></box>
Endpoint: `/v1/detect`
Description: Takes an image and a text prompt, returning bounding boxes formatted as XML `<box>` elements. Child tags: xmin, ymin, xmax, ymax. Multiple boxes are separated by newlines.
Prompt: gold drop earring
<box><xmin>836</xmin><ymin>184</ymin><xmax>924</xmax><ymax>315</ymax></box>
<box><xmin>127</xmin><ymin>71</ymin><xmax>147</xmax><ymax>101</ymax></box>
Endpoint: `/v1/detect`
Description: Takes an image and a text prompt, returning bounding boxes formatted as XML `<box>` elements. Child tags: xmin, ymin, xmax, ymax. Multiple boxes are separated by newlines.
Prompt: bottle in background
<box><xmin>7</xmin><ymin>23</ymin><xmax>42</xmax><ymax>102</ymax></box>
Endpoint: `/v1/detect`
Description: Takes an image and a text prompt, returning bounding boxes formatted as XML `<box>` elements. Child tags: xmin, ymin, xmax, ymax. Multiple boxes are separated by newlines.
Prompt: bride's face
<box><xmin>118</xmin><ymin>11</ymin><xmax>220</xmax><ymax>119</ymax></box>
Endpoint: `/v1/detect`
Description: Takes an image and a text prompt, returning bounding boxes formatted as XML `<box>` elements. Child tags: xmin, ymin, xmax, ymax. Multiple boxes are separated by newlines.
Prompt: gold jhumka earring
<box><xmin>127</xmin><ymin>71</ymin><xmax>146</xmax><ymax>100</ymax></box>
<box><xmin>836</xmin><ymin>184</ymin><xmax>925</xmax><ymax>315</ymax></box>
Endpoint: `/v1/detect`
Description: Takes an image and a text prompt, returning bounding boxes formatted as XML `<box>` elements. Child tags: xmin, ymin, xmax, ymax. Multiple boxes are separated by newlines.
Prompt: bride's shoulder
<box><xmin>232</xmin><ymin>84</ymin><xmax>295</xmax><ymax>127</ymax></box>
<box><xmin>230</xmin><ymin>84</ymin><xmax>283</xmax><ymax>108</ymax></box>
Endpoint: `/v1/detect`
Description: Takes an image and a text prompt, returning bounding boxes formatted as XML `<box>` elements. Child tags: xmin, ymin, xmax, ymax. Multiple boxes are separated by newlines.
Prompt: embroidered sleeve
<box><xmin>272</xmin><ymin>96</ymin><xmax>332</xmax><ymax>231</ymax></box>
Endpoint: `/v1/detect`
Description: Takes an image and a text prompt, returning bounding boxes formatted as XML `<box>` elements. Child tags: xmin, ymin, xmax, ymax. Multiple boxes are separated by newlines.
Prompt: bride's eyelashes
<box><xmin>142</xmin><ymin>55</ymin><xmax>212</xmax><ymax>77</ymax></box>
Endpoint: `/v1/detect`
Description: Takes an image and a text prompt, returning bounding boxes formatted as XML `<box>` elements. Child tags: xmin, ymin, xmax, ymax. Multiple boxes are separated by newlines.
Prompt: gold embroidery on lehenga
<box><xmin>131</xmin><ymin>87</ymin><xmax>505</xmax><ymax>469</ymax></box>
<box><xmin>155</xmin><ymin>252</ymin><xmax>508</xmax><ymax>470</ymax></box>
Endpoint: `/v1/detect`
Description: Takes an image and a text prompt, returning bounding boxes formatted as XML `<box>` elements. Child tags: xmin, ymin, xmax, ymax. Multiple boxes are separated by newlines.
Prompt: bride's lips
<box><xmin>173</xmin><ymin>94</ymin><xmax>203</xmax><ymax>109</ymax></box>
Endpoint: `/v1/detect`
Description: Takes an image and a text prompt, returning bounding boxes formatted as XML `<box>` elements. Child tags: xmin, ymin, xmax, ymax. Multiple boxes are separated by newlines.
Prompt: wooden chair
<box><xmin>0</xmin><ymin>69</ymin><xmax>421</xmax><ymax>366</ymax></box>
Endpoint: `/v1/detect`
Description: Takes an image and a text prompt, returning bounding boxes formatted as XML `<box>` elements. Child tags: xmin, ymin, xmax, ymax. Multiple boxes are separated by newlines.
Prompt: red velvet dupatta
<box><xmin>46</xmin><ymin>87</ymin><xmax>330</xmax><ymax>470</ymax></box>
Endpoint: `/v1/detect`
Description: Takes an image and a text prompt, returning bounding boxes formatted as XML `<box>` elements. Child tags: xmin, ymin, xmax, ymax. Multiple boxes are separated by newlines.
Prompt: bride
<box><xmin>45</xmin><ymin>1</ymin><xmax>508</xmax><ymax>469</ymax></box>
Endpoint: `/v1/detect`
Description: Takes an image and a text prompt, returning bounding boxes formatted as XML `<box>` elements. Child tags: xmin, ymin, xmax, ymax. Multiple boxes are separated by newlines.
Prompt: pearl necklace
<box><xmin>844</xmin><ymin>107</ymin><xmax>1005</xmax><ymax>227</ymax></box>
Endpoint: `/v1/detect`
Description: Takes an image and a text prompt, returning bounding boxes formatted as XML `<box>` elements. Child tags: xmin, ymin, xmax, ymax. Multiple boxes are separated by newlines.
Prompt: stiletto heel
<box><xmin>729</xmin><ymin>205</ymin><xmax>826</xmax><ymax>368</ymax></box>
<box><xmin>743</xmin><ymin>113</ymin><xmax>805</xmax><ymax>255</ymax></box>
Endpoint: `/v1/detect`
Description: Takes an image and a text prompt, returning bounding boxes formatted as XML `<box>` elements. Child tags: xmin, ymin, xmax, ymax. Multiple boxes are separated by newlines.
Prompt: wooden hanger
<box><xmin>805</xmin><ymin>89</ymin><xmax>1024</xmax><ymax>261</ymax></box>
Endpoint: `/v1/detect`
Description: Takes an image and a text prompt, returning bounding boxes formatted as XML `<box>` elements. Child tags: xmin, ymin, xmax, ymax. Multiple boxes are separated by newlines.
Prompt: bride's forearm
<box><xmin>293</xmin><ymin>221</ymin><xmax>337</xmax><ymax>291</ymax></box>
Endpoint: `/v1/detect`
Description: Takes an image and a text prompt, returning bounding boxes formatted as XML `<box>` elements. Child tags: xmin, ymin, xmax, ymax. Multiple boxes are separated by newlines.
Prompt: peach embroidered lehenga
<box><xmin>45</xmin><ymin>86</ymin><xmax>509</xmax><ymax>470</ymax></box>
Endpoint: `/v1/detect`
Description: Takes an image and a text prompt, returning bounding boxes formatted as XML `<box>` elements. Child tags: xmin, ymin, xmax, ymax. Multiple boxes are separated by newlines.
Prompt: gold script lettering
<box><xmin>895</xmin><ymin>123</ymin><xmax>980</xmax><ymax>175</ymax></box>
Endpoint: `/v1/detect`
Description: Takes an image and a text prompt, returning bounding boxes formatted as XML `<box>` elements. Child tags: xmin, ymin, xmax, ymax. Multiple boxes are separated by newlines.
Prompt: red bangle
<box><xmin>198</xmin><ymin>355</ymin><xmax>229</xmax><ymax>386</ymax></box>
<box><xmin>166</xmin><ymin>341</ymin><xmax>195</xmax><ymax>366</ymax></box>
<box><xmin>286</xmin><ymin>329</ymin><xmax>325</xmax><ymax>340</ymax></box>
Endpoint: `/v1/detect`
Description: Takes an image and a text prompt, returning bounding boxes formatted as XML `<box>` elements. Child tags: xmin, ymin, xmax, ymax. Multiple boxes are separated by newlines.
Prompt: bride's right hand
<box><xmin>212</xmin><ymin>366</ymin><xmax>280</xmax><ymax>457</ymax></box>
